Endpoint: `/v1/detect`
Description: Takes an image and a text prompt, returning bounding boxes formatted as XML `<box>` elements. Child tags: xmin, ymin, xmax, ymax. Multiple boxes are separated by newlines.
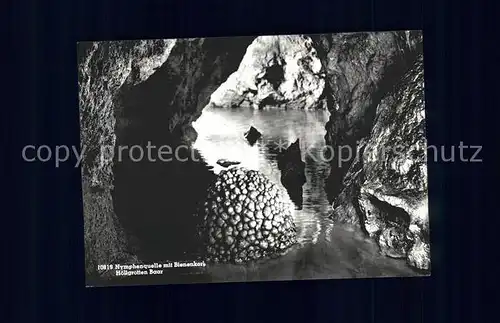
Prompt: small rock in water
<box><xmin>217</xmin><ymin>159</ymin><xmax>241</xmax><ymax>168</ymax></box>
<box><xmin>277</xmin><ymin>139</ymin><xmax>306</xmax><ymax>209</ymax></box>
<box><xmin>244</xmin><ymin>126</ymin><xmax>262</xmax><ymax>145</ymax></box>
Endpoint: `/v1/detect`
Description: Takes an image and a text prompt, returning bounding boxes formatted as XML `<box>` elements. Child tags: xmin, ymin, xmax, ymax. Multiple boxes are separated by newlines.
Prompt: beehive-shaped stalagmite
<box><xmin>198</xmin><ymin>167</ymin><xmax>298</xmax><ymax>263</ymax></box>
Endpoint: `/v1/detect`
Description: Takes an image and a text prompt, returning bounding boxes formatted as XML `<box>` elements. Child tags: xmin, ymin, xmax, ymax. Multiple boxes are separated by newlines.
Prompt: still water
<box><xmin>191</xmin><ymin>106</ymin><xmax>418</xmax><ymax>281</ymax></box>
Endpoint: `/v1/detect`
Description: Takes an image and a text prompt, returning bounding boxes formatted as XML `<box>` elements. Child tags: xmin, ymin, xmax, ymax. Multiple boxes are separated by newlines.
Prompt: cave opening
<box><xmin>110</xmin><ymin>37</ymin><xmax>255</xmax><ymax>263</ymax></box>
<box><xmin>263</xmin><ymin>63</ymin><xmax>285</xmax><ymax>90</ymax></box>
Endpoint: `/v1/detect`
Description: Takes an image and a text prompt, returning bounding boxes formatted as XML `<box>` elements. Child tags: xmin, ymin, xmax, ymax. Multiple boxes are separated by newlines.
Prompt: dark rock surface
<box><xmin>329</xmin><ymin>54</ymin><xmax>429</xmax><ymax>271</ymax></box>
<box><xmin>311</xmin><ymin>30</ymin><xmax>423</xmax><ymax>202</ymax></box>
<box><xmin>78</xmin><ymin>39</ymin><xmax>176</xmax><ymax>275</ymax></box>
<box><xmin>78</xmin><ymin>39</ymin><xmax>177</xmax><ymax>189</ymax></box>
<box><xmin>78</xmin><ymin>37</ymin><xmax>255</xmax><ymax>275</ymax></box>
<box><xmin>244</xmin><ymin>126</ymin><xmax>262</xmax><ymax>145</ymax></box>
<box><xmin>277</xmin><ymin>139</ymin><xmax>307</xmax><ymax>209</ymax></box>
<box><xmin>217</xmin><ymin>159</ymin><xmax>241</xmax><ymax>168</ymax></box>
<box><xmin>198</xmin><ymin>168</ymin><xmax>298</xmax><ymax>263</ymax></box>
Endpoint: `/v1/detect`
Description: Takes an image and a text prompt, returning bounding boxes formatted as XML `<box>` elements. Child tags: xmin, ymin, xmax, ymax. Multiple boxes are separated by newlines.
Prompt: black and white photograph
<box><xmin>78</xmin><ymin>30</ymin><xmax>430</xmax><ymax>287</ymax></box>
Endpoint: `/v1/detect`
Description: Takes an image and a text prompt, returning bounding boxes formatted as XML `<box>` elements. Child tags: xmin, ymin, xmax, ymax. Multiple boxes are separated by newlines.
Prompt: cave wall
<box><xmin>78</xmin><ymin>31</ymin><xmax>429</xmax><ymax>275</ymax></box>
<box><xmin>78</xmin><ymin>37</ymin><xmax>255</xmax><ymax>274</ymax></box>
<box><xmin>312</xmin><ymin>31</ymin><xmax>429</xmax><ymax>270</ymax></box>
<box><xmin>78</xmin><ymin>39</ymin><xmax>177</xmax><ymax>189</ymax></box>
<box><xmin>311</xmin><ymin>30</ymin><xmax>423</xmax><ymax>201</ymax></box>
<box><xmin>334</xmin><ymin>56</ymin><xmax>429</xmax><ymax>269</ymax></box>
<box><xmin>78</xmin><ymin>39</ymin><xmax>177</xmax><ymax>275</ymax></box>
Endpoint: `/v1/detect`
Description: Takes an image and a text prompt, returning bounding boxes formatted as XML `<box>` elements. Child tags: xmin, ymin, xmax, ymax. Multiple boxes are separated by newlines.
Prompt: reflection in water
<box><xmin>192</xmin><ymin>107</ymin><xmax>332</xmax><ymax>244</ymax></box>
<box><xmin>191</xmin><ymin>106</ymin><xmax>418</xmax><ymax>280</ymax></box>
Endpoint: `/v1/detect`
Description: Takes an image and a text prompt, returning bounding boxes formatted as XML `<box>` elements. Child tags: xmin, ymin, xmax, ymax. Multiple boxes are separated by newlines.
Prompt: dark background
<box><xmin>4</xmin><ymin>0</ymin><xmax>493</xmax><ymax>322</ymax></box>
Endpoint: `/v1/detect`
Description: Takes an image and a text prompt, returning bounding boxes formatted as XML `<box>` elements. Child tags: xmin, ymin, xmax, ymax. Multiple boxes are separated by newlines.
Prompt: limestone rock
<box><xmin>78</xmin><ymin>37</ymin><xmax>255</xmax><ymax>275</ymax></box>
<box><xmin>312</xmin><ymin>30</ymin><xmax>424</xmax><ymax>201</ymax></box>
<box><xmin>209</xmin><ymin>35</ymin><xmax>326</xmax><ymax>110</ymax></box>
<box><xmin>360</xmin><ymin>55</ymin><xmax>428</xmax><ymax>231</ymax></box>
<box><xmin>78</xmin><ymin>40</ymin><xmax>176</xmax><ymax>276</ymax></box>
<box><xmin>78</xmin><ymin>39</ymin><xmax>177</xmax><ymax>189</ymax></box>
<box><xmin>378</xmin><ymin>226</ymin><xmax>411</xmax><ymax>259</ymax></box>
<box><xmin>330</xmin><ymin>54</ymin><xmax>430</xmax><ymax>271</ymax></box>
<box><xmin>78</xmin><ymin>37</ymin><xmax>255</xmax><ymax>190</ymax></box>
<box><xmin>198</xmin><ymin>167</ymin><xmax>298</xmax><ymax>263</ymax></box>
<box><xmin>406</xmin><ymin>224</ymin><xmax>431</xmax><ymax>271</ymax></box>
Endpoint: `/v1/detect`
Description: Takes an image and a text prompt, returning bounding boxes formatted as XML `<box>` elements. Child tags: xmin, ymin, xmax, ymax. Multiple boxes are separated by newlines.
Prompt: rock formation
<box><xmin>198</xmin><ymin>167</ymin><xmax>298</xmax><ymax>263</ymax></box>
<box><xmin>78</xmin><ymin>39</ymin><xmax>177</xmax><ymax>189</ymax></box>
<box><xmin>277</xmin><ymin>139</ymin><xmax>307</xmax><ymax>209</ymax></box>
<box><xmin>79</xmin><ymin>39</ymin><xmax>176</xmax><ymax>276</ymax></box>
<box><xmin>209</xmin><ymin>35</ymin><xmax>326</xmax><ymax>110</ymax></box>
<box><xmin>78</xmin><ymin>31</ymin><xmax>430</xmax><ymax>277</ymax></box>
<box><xmin>244</xmin><ymin>126</ymin><xmax>262</xmax><ymax>145</ymax></box>
<box><xmin>78</xmin><ymin>37</ymin><xmax>255</xmax><ymax>276</ymax></box>
<box><xmin>216</xmin><ymin>159</ymin><xmax>241</xmax><ymax>168</ymax></box>
<box><xmin>329</xmin><ymin>54</ymin><xmax>430</xmax><ymax>270</ymax></box>
<box><xmin>311</xmin><ymin>30</ymin><xmax>423</xmax><ymax>201</ymax></box>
